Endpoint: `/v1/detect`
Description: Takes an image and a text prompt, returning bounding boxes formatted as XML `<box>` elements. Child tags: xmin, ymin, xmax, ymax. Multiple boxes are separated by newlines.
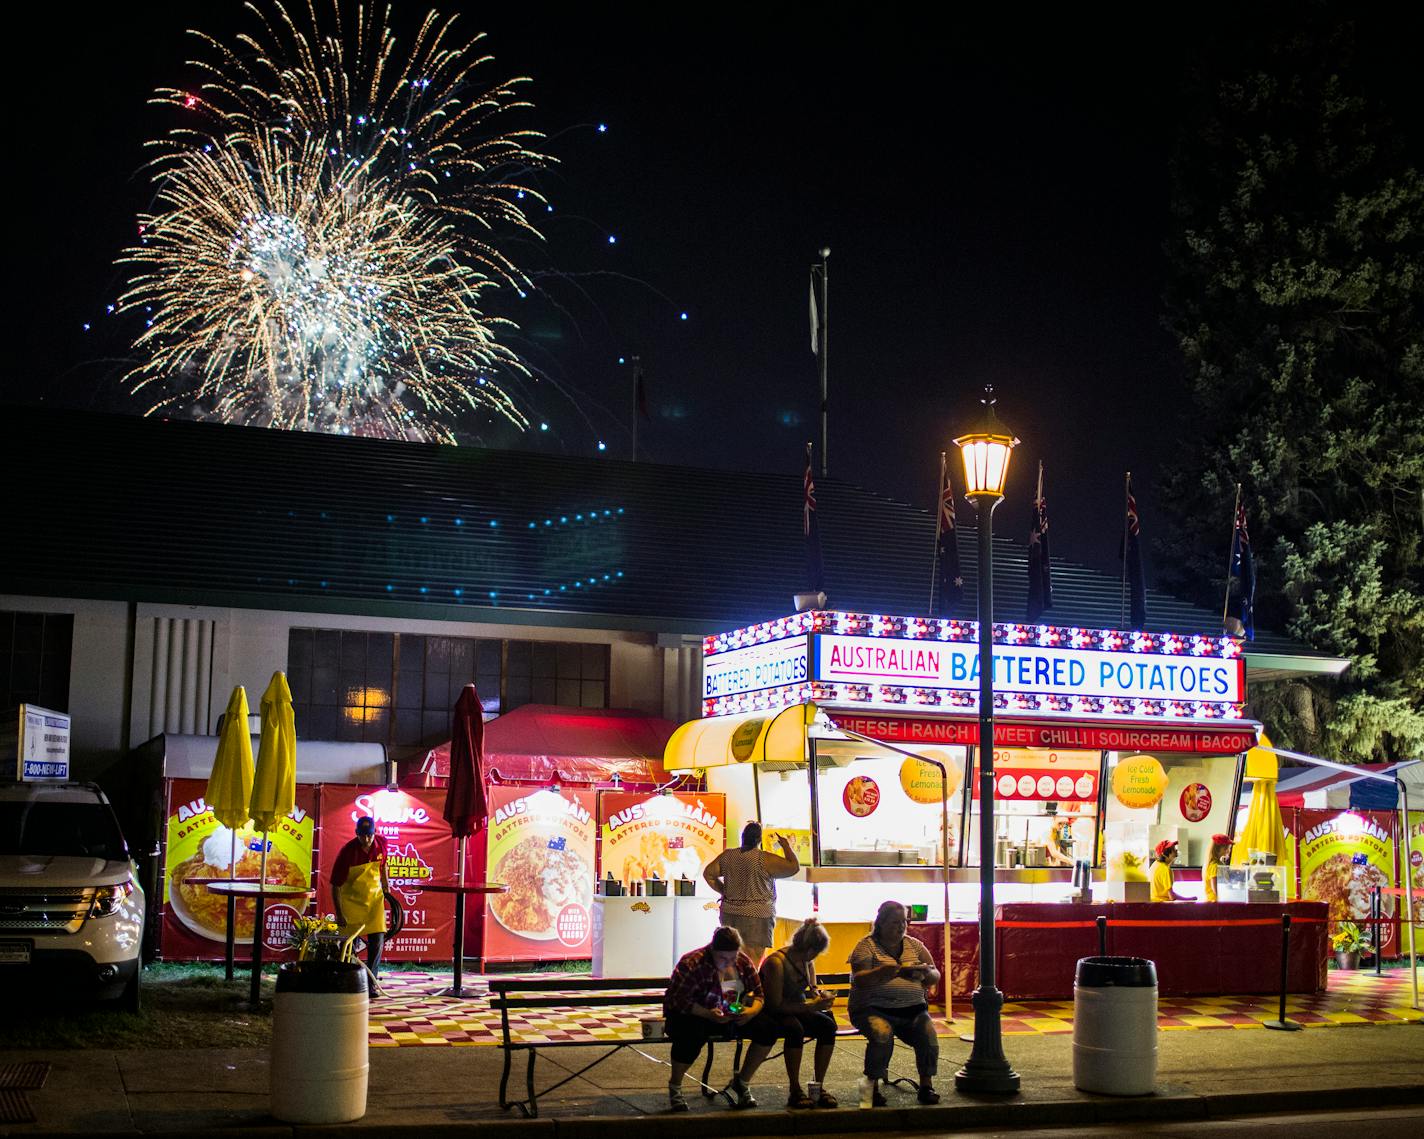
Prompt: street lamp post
<box><xmin>954</xmin><ymin>388</ymin><xmax>1021</xmax><ymax>1095</ymax></box>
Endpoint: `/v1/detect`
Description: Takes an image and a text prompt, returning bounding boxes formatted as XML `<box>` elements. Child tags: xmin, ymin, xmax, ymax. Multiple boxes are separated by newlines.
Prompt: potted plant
<box><xmin>1330</xmin><ymin>921</ymin><xmax>1372</xmax><ymax>970</ymax></box>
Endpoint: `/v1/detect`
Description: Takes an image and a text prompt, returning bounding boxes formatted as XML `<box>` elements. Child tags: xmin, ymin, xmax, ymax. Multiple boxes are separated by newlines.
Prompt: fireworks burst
<box><xmin>120</xmin><ymin>0</ymin><xmax>552</xmax><ymax>441</ymax></box>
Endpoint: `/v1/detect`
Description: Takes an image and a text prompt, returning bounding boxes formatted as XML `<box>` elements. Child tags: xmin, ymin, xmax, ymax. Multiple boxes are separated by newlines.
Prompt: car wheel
<box><xmin>120</xmin><ymin>968</ymin><xmax>142</xmax><ymax>1014</ymax></box>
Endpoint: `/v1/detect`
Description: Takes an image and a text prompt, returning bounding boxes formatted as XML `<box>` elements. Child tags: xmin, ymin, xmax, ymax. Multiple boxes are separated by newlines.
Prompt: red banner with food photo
<box><xmin>316</xmin><ymin>786</ymin><xmax>457</xmax><ymax>962</ymax></box>
<box><xmin>1294</xmin><ymin>808</ymin><xmax>1398</xmax><ymax>956</ymax></box>
<box><xmin>161</xmin><ymin>778</ymin><xmax>317</xmax><ymax>961</ymax></box>
<box><xmin>483</xmin><ymin>785</ymin><xmax>597</xmax><ymax>960</ymax></box>
<box><xmin>598</xmin><ymin>792</ymin><xmax>725</xmax><ymax>889</ymax></box>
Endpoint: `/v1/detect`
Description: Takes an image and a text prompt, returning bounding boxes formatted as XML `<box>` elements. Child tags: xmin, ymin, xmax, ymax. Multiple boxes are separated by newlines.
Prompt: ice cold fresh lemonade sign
<box><xmin>814</xmin><ymin>635</ymin><xmax>1243</xmax><ymax>704</ymax></box>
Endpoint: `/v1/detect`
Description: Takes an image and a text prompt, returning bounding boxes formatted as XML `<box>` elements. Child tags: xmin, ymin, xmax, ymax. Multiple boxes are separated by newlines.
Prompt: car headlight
<box><xmin>91</xmin><ymin>881</ymin><xmax>135</xmax><ymax>918</ymax></box>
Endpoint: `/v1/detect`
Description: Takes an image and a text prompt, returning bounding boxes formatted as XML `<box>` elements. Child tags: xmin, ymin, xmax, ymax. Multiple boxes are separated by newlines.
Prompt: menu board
<box><xmin>484</xmin><ymin>786</ymin><xmax>597</xmax><ymax>960</ymax></box>
<box><xmin>599</xmin><ymin>792</ymin><xmax>725</xmax><ymax>889</ymax></box>
<box><xmin>1297</xmin><ymin>808</ymin><xmax>1397</xmax><ymax>955</ymax></box>
<box><xmin>972</xmin><ymin>749</ymin><xmax>1098</xmax><ymax>802</ymax></box>
<box><xmin>316</xmin><ymin>786</ymin><xmax>457</xmax><ymax>962</ymax></box>
<box><xmin>161</xmin><ymin>777</ymin><xmax>316</xmax><ymax>960</ymax></box>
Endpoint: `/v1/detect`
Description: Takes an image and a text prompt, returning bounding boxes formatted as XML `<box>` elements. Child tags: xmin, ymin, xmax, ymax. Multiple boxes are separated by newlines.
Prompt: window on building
<box><xmin>287</xmin><ymin>629</ymin><xmax>609</xmax><ymax>750</ymax></box>
<box><xmin>0</xmin><ymin>610</ymin><xmax>74</xmax><ymax>717</ymax></box>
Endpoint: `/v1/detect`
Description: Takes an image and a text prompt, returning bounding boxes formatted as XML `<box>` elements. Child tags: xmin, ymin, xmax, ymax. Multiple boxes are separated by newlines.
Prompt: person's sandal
<box><xmin>814</xmin><ymin>1089</ymin><xmax>839</xmax><ymax>1108</ymax></box>
<box><xmin>873</xmin><ymin>1084</ymin><xmax>888</xmax><ymax>1108</ymax></box>
<box><xmin>668</xmin><ymin>1086</ymin><xmax>690</xmax><ymax>1113</ymax></box>
<box><xmin>917</xmin><ymin>1085</ymin><xmax>941</xmax><ymax>1105</ymax></box>
<box><xmin>786</xmin><ymin>1090</ymin><xmax>814</xmax><ymax>1109</ymax></box>
<box><xmin>727</xmin><ymin>1076</ymin><xmax>757</xmax><ymax>1109</ymax></box>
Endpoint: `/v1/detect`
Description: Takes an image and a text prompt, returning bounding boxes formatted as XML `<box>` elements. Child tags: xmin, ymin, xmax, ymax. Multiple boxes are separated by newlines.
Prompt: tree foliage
<box><xmin>1158</xmin><ymin>11</ymin><xmax>1424</xmax><ymax>760</ymax></box>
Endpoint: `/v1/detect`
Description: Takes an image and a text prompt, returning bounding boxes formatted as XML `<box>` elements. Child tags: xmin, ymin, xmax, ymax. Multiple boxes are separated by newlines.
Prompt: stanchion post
<box><xmin>1372</xmin><ymin>886</ymin><xmax>1382</xmax><ymax>976</ymax></box>
<box><xmin>1096</xmin><ymin>915</ymin><xmax>1107</xmax><ymax>958</ymax></box>
<box><xmin>1263</xmin><ymin>913</ymin><xmax>1302</xmax><ymax>1031</ymax></box>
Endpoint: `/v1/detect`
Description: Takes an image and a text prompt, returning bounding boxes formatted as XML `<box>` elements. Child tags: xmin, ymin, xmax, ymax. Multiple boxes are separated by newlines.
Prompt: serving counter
<box><xmin>911</xmin><ymin>899</ymin><xmax>1329</xmax><ymax>1001</ymax></box>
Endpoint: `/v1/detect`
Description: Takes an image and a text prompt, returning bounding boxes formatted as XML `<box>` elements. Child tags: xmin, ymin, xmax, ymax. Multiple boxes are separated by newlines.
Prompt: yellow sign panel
<box><xmin>899</xmin><ymin>748</ymin><xmax>964</xmax><ymax>804</ymax></box>
<box><xmin>1111</xmin><ymin>754</ymin><xmax>1168</xmax><ymax>809</ymax></box>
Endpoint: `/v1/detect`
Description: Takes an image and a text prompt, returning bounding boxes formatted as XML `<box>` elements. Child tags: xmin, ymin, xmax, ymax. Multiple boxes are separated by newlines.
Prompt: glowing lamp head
<box><xmin>953</xmin><ymin>389</ymin><xmax>1018</xmax><ymax>500</ymax></box>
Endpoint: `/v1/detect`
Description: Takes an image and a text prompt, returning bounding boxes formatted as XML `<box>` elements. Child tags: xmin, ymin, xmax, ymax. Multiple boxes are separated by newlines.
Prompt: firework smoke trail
<box><xmin>119</xmin><ymin>0</ymin><xmax>552</xmax><ymax>442</ymax></box>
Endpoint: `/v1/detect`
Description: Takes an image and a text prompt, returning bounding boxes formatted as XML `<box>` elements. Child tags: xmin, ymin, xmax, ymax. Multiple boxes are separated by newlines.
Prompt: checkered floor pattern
<box><xmin>366</xmin><ymin>969</ymin><xmax>1422</xmax><ymax>1047</ymax></box>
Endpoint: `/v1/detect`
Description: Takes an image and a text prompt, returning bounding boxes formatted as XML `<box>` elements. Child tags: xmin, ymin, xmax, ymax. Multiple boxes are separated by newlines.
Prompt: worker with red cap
<box><xmin>1149</xmin><ymin>839</ymin><xmax>1188</xmax><ymax>902</ymax></box>
<box><xmin>1202</xmin><ymin>833</ymin><xmax>1234</xmax><ymax>903</ymax></box>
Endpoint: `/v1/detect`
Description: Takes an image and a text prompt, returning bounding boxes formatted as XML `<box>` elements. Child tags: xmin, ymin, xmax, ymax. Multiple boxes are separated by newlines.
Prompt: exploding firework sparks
<box><xmin>119</xmin><ymin>0</ymin><xmax>552</xmax><ymax>441</ymax></box>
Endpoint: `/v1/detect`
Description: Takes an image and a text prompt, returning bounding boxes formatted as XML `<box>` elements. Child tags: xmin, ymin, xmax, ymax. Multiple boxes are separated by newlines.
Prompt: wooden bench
<box><xmin>490</xmin><ymin>972</ymin><xmax>864</xmax><ymax>1118</ymax></box>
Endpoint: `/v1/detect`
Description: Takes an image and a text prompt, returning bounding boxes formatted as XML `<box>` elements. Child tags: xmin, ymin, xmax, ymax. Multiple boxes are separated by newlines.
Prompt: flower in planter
<box><xmin>1330</xmin><ymin>921</ymin><xmax>1373</xmax><ymax>956</ymax></box>
<box><xmin>289</xmin><ymin>914</ymin><xmax>347</xmax><ymax>962</ymax></box>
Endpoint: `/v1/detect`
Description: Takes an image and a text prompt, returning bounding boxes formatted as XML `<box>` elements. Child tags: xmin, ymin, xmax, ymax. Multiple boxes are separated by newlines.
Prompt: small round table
<box><xmin>418</xmin><ymin>881</ymin><xmax>508</xmax><ymax>996</ymax></box>
<box><xmin>181</xmin><ymin>876</ymin><xmax>261</xmax><ymax>981</ymax></box>
<box><xmin>199</xmin><ymin>881</ymin><xmax>315</xmax><ymax>1007</ymax></box>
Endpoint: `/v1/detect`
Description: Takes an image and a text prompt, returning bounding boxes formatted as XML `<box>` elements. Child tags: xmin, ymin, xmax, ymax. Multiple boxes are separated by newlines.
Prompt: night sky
<box><xmin>11</xmin><ymin>3</ymin><xmax>1420</xmax><ymax>578</ymax></box>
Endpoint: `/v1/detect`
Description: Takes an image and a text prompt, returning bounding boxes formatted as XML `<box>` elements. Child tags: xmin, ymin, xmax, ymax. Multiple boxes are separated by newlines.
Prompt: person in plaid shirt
<box><xmin>663</xmin><ymin>926</ymin><xmax>765</xmax><ymax>1112</ymax></box>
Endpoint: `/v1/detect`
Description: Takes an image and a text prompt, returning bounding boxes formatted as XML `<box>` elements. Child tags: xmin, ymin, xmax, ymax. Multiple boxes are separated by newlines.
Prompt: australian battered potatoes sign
<box><xmin>703</xmin><ymin>632</ymin><xmax>1244</xmax><ymax>708</ymax></box>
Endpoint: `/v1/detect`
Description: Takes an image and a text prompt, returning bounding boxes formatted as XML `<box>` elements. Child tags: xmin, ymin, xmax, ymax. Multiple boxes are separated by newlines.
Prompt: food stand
<box><xmin>664</xmin><ymin>609</ymin><xmax>1331</xmax><ymax>998</ymax></box>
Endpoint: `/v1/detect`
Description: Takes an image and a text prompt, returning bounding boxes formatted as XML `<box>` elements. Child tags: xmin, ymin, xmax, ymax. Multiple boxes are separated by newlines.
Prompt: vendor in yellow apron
<box><xmin>332</xmin><ymin>815</ymin><xmax>390</xmax><ymax>997</ymax></box>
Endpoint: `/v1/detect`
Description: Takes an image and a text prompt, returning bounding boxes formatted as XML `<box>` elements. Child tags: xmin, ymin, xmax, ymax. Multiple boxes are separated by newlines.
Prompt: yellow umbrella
<box><xmin>206</xmin><ymin>686</ymin><xmax>254</xmax><ymax>831</ymax></box>
<box><xmin>250</xmin><ymin>671</ymin><xmax>297</xmax><ymax>835</ymax></box>
<box><xmin>1232</xmin><ymin>733</ymin><xmax>1295</xmax><ymax>893</ymax></box>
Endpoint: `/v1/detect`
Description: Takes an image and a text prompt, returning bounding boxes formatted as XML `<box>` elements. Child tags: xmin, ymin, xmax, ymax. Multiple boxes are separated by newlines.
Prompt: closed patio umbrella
<box><xmin>250</xmin><ymin>672</ymin><xmax>297</xmax><ymax>835</ymax></box>
<box><xmin>205</xmin><ymin>685</ymin><xmax>254</xmax><ymax>880</ymax></box>
<box><xmin>1234</xmin><ymin>736</ymin><xmax>1293</xmax><ymax>881</ymax></box>
<box><xmin>441</xmin><ymin>685</ymin><xmax>487</xmax><ymax>996</ymax></box>
<box><xmin>247</xmin><ymin>671</ymin><xmax>297</xmax><ymax>1006</ymax></box>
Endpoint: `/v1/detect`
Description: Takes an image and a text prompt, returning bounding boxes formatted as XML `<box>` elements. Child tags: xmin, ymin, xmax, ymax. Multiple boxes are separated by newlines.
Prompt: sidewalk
<box><xmin>4</xmin><ymin>1018</ymin><xmax>1421</xmax><ymax>1136</ymax></box>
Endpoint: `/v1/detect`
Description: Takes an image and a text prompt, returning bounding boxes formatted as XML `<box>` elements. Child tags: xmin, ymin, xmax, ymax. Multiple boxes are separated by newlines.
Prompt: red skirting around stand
<box><xmin>912</xmin><ymin>900</ymin><xmax>1329</xmax><ymax>1001</ymax></box>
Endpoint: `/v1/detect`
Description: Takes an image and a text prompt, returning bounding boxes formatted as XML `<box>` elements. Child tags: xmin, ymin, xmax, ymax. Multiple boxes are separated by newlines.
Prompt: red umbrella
<box><xmin>443</xmin><ymin>685</ymin><xmax>487</xmax><ymax>838</ymax></box>
<box><xmin>441</xmin><ymin>684</ymin><xmax>486</xmax><ymax>996</ymax></box>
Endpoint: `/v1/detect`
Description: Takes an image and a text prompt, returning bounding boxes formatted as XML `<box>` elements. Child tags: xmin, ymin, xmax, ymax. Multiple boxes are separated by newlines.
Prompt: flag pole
<box><xmin>817</xmin><ymin>248</ymin><xmax>830</xmax><ymax>478</ymax></box>
<box><xmin>930</xmin><ymin>452</ymin><xmax>946</xmax><ymax>615</ymax></box>
<box><xmin>1221</xmin><ymin>482</ymin><xmax>1242</xmax><ymax>632</ymax></box>
<box><xmin>631</xmin><ymin>356</ymin><xmax>640</xmax><ymax>463</ymax></box>
<box><xmin>1120</xmin><ymin>472</ymin><xmax>1131</xmax><ymax>628</ymax></box>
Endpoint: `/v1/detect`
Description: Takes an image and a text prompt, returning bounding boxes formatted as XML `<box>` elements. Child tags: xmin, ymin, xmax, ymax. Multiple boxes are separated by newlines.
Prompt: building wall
<box><xmin>5</xmin><ymin>593</ymin><xmax>706</xmax><ymax>776</ymax></box>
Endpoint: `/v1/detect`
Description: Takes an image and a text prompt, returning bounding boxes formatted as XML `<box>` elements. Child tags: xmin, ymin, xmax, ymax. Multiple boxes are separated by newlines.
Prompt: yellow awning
<box><xmin>663</xmin><ymin>703</ymin><xmax>817</xmax><ymax>771</ymax></box>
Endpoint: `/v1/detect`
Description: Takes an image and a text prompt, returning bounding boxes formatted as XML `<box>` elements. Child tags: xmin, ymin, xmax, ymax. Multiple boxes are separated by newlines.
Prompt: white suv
<box><xmin>0</xmin><ymin>781</ymin><xmax>145</xmax><ymax>1010</ymax></box>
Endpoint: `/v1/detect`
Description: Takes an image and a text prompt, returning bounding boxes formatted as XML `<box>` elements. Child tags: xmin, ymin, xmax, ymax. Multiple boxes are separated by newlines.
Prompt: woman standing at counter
<box><xmin>704</xmin><ymin>821</ymin><xmax>800</xmax><ymax>965</ymax></box>
<box><xmin>1150</xmin><ymin>839</ymin><xmax>1189</xmax><ymax>902</ymax></box>
<box><xmin>1202</xmin><ymin>834</ymin><xmax>1233</xmax><ymax>903</ymax></box>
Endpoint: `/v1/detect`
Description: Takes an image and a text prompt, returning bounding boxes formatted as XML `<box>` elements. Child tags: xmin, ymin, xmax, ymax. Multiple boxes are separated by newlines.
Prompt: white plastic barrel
<box><xmin>270</xmin><ymin>961</ymin><xmax>370</xmax><ymax>1123</ymax></box>
<box><xmin>1072</xmin><ymin>955</ymin><xmax>1158</xmax><ymax>1096</ymax></box>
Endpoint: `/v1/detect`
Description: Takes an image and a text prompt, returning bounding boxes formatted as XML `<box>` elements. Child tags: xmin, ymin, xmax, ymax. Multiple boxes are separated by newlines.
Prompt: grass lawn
<box><xmin>6</xmin><ymin>962</ymin><xmax>277</xmax><ymax>1050</ymax></box>
<box><xmin>5</xmin><ymin>958</ymin><xmax>591</xmax><ymax>1049</ymax></box>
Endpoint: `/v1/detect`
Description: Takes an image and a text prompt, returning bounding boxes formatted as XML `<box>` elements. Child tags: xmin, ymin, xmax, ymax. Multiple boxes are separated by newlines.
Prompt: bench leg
<box><xmin>498</xmin><ymin>1046</ymin><xmax>513</xmax><ymax>1111</ymax></box>
<box><xmin>526</xmin><ymin>1050</ymin><xmax>538</xmax><ymax>1119</ymax></box>
<box><xmin>701</xmin><ymin>1041</ymin><xmax>717</xmax><ymax>1098</ymax></box>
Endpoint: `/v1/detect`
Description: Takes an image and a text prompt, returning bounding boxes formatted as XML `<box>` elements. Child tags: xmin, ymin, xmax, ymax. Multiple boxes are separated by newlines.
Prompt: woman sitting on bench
<box><xmin>742</xmin><ymin>917</ymin><xmax>840</xmax><ymax>1109</ymax></box>
<box><xmin>663</xmin><ymin>925</ymin><xmax>764</xmax><ymax>1113</ymax></box>
<box><xmin>848</xmin><ymin>900</ymin><xmax>942</xmax><ymax>1106</ymax></box>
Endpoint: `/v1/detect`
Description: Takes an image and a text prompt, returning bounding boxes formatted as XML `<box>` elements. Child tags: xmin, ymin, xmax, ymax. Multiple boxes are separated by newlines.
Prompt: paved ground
<box><xmin>3</xmin><ymin>1013</ymin><xmax>1420</xmax><ymax>1136</ymax></box>
<box><xmin>363</xmin><ymin>969</ymin><xmax>1421</xmax><ymax>1046</ymax></box>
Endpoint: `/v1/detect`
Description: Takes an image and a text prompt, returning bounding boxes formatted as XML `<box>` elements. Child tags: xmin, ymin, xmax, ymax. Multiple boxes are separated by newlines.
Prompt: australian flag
<box><xmin>1124</xmin><ymin>476</ymin><xmax>1147</xmax><ymax>629</ymax></box>
<box><xmin>1226</xmin><ymin>502</ymin><xmax>1255</xmax><ymax>640</ymax></box>
<box><xmin>932</xmin><ymin>454</ymin><xmax>963</xmax><ymax>613</ymax></box>
<box><xmin>804</xmin><ymin>444</ymin><xmax>824</xmax><ymax>592</ymax></box>
<box><xmin>1026</xmin><ymin>462</ymin><xmax>1052</xmax><ymax>621</ymax></box>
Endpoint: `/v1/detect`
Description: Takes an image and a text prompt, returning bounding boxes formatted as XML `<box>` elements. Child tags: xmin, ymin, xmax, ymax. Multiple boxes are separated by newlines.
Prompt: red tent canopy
<box><xmin>414</xmin><ymin>705</ymin><xmax>677</xmax><ymax>788</ymax></box>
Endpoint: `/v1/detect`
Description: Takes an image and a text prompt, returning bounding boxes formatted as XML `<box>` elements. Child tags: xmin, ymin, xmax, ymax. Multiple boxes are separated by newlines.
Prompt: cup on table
<box><xmin>807</xmin><ymin>1081</ymin><xmax>821</xmax><ymax>1103</ymax></box>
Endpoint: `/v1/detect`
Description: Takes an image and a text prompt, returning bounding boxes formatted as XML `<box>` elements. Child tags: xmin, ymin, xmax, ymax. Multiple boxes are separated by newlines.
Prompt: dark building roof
<box><xmin>2</xmin><ymin>406</ymin><xmax>1327</xmax><ymax>659</ymax></box>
